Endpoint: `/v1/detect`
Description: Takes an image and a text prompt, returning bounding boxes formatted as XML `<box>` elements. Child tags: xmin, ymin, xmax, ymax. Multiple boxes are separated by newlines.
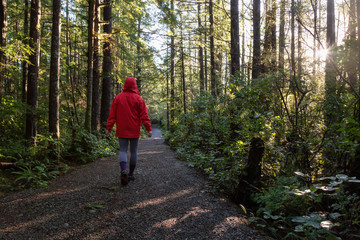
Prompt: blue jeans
<box><xmin>118</xmin><ymin>138</ymin><xmax>139</xmax><ymax>173</ymax></box>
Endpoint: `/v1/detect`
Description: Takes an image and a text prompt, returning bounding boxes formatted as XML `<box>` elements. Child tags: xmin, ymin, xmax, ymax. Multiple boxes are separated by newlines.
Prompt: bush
<box><xmin>250</xmin><ymin>173</ymin><xmax>360</xmax><ymax>239</ymax></box>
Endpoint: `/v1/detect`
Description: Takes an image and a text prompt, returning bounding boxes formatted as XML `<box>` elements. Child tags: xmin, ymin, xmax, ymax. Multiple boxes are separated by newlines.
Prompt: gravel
<box><xmin>0</xmin><ymin>127</ymin><xmax>263</xmax><ymax>240</ymax></box>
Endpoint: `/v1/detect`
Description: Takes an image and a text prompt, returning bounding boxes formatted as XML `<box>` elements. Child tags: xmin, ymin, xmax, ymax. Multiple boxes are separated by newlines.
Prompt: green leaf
<box><xmin>85</xmin><ymin>204</ymin><xmax>106</xmax><ymax>210</ymax></box>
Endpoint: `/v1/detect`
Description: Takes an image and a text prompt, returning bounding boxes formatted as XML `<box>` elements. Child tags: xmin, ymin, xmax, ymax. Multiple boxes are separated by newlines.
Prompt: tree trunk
<box><xmin>241</xmin><ymin>0</ymin><xmax>245</xmax><ymax>75</ymax></box>
<box><xmin>324</xmin><ymin>0</ymin><xmax>337</xmax><ymax>127</ymax></box>
<box><xmin>22</xmin><ymin>0</ymin><xmax>29</xmax><ymax>103</ymax></box>
<box><xmin>312</xmin><ymin>0</ymin><xmax>317</xmax><ymax>78</ymax></box>
<box><xmin>270</xmin><ymin>0</ymin><xmax>276</xmax><ymax>70</ymax></box>
<box><xmin>181</xmin><ymin>27</ymin><xmax>186</xmax><ymax>115</ymax></box>
<box><xmin>198</xmin><ymin>2</ymin><xmax>204</xmax><ymax>92</ymax></box>
<box><xmin>209</xmin><ymin>0</ymin><xmax>216</xmax><ymax>96</ymax></box>
<box><xmin>170</xmin><ymin>0</ymin><xmax>175</xmax><ymax>130</ymax></box>
<box><xmin>263</xmin><ymin>0</ymin><xmax>271</xmax><ymax>74</ymax></box>
<box><xmin>230</xmin><ymin>0</ymin><xmax>240</xmax><ymax>77</ymax></box>
<box><xmin>357</xmin><ymin>0</ymin><xmax>360</xmax><ymax>122</ymax></box>
<box><xmin>85</xmin><ymin>0</ymin><xmax>94</xmax><ymax>132</ymax></box>
<box><xmin>278</xmin><ymin>0</ymin><xmax>285</xmax><ymax>72</ymax></box>
<box><xmin>136</xmin><ymin>18</ymin><xmax>142</xmax><ymax>93</ymax></box>
<box><xmin>91</xmin><ymin>0</ymin><xmax>100</xmax><ymax>132</ymax></box>
<box><xmin>297</xmin><ymin>0</ymin><xmax>302</xmax><ymax>79</ymax></box>
<box><xmin>252</xmin><ymin>0</ymin><xmax>261</xmax><ymax>80</ymax></box>
<box><xmin>0</xmin><ymin>0</ymin><xmax>7</xmax><ymax>101</ymax></box>
<box><xmin>347</xmin><ymin>0</ymin><xmax>357</xmax><ymax>88</ymax></box>
<box><xmin>166</xmin><ymin>40</ymin><xmax>170</xmax><ymax>130</ymax></box>
<box><xmin>204</xmin><ymin>16</ymin><xmax>208</xmax><ymax>91</ymax></box>
<box><xmin>100</xmin><ymin>0</ymin><xmax>113</xmax><ymax>128</ymax></box>
<box><xmin>49</xmin><ymin>0</ymin><xmax>61</xmax><ymax>139</ymax></box>
<box><xmin>290</xmin><ymin>0</ymin><xmax>295</xmax><ymax>82</ymax></box>
<box><xmin>25</xmin><ymin>0</ymin><xmax>41</xmax><ymax>141</ymax></box>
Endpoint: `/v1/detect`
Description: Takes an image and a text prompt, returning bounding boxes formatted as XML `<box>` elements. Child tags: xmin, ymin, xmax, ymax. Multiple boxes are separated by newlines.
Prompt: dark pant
<box><xmin>118</xmin><ymin>138</ymin><xmax>139</xmax><ymax>174</ymax></box>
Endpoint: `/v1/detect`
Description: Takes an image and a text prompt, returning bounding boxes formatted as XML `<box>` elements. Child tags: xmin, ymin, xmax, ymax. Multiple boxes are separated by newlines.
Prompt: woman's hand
<box><xmin>106</xmin><ymin>129</ymin><xmax>111</xmax><ymax>137</ymax></box>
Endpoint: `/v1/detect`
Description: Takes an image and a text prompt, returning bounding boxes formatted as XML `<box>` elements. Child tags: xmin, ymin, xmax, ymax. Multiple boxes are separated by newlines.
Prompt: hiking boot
<box><xmin>128</xmin><ymin>174</ymin><xmax>135</xmax><ymax>181</ymax></box>
<box><xmin>121</xmin><ymin>170</ymin><xmax>128</xmax><ymax>186</ymax></box>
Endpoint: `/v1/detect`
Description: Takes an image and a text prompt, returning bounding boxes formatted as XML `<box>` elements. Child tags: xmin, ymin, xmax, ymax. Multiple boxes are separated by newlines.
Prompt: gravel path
<box><xmin>0</xmin><ymin>127</ymin><xmax>262</xmax><ymax>240</ymax></box>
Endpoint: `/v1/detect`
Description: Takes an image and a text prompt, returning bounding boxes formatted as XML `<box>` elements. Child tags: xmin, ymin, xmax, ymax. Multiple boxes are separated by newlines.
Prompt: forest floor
<box><xmin>0</xmin><ymin>127</ymin><xmax>263</xmax><ymax>240</ymax></box>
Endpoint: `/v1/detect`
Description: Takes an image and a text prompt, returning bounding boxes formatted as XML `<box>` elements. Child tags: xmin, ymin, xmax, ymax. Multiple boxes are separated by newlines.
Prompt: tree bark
<box><xmin>100</xmin><ymin>0</ymin><xmax>113</xmax><ymax>128</ymax></box>
<box><xmin>357</xmin><ymin>0</ymin><xmax>360</xmax><ymax>122</ymax></box>
<box><xmin>230</xmin><ymin>0</ymin><xmax>240</xmax><ymax>77</ymax></box>
<box><xmin>324</xmin><ymin>0</ymin><xmax>337</xmax><ymax>126</ymax></box>
<box><xmin>49</xmin><ymin>0</ymin><xmax>61</xmax><ymax>139</ymax></box>
<box><xmin>278</xmin><ymin>0</ymin><xmax>285</xmax><ymax>72</ymax></box>
<box><xmin>270</xmin><ymin>0</ymin><xmax>276</xmax><ymax>70</ymax></box>
<box><xmin>91</xmin><ymin>0</ymin><xmax>100</xmax><ymax>132</ymax></box>
<box><xmin>180</xmin><ymin>14</ymin><xmax>186</xmax><ymax>115</ymax></box>
<box><xmin>209</xmin><ymin>0</ymin><xmax>216</xmax><ymax>97</ymax></box>
<box><xmin>170</xmin><ymin>0</ymin><xmax>175</xmax><ymax>130</ymax></box>
<box><xmin>136</xmin><ymin>18</ymin><xmax>142</xmax><ymax>93</ymax></box>
<box><xmin>85</xmin><ymin>0</ymin><xmax>94</xmax><ymax>132</ymax></box>
<box><xmin>252</xmin><ymin>0</ymin><xmax>261</xmax><ymax>80</ymax></box>
<box><xmin>25</xmin><ymin>0</ymin><xmax>41</xmax><ymax>141</ymax></box>
<box><xmin>297</xmin><ymin>0</ymin><xmax>302</xmax><ymax>78</ymax></box>
<box><xmin>198</xmin><ymin>2</ymin><xmax>204</xmax><ymax>92</ymax></box>
<box><xmin>22</xmin><ymin>0</ymin><xmax>29</xmax><ymax>103</ymax></box>
<box><xmin>0</xmin><ymin>0</ymin><xmax>7</xmax><ymax>101</ymax></box>
<box><xmin>347</xmin><ymin>0</ymin><xmax>357</xmax><ymax>88</ymax></box>
<box><xmin>290</xmin><ymin>0</ymin><xmax>295</xmax><ymax>82</ymax></box>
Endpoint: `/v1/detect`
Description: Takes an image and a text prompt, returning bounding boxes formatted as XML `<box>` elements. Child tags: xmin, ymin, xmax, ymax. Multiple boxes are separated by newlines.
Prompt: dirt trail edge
<box><xmin>0</xmin><ymin>127</ymin><xmax>263</xmax><ymax>240</ymax></box>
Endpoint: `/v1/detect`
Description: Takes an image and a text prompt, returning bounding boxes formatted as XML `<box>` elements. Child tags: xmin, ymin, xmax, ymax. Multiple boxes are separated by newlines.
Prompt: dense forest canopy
<box><xmin>1</xmin><ymin>0</ymin><xmax>360</xmax><ymax>238</ymax></box>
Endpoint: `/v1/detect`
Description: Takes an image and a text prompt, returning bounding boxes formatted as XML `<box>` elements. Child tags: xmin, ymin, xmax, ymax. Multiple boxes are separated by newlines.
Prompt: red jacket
<box><xmin>106</xmin><ymin>77</ymin><xmax>152</xmax><ymax>138</ymax></box>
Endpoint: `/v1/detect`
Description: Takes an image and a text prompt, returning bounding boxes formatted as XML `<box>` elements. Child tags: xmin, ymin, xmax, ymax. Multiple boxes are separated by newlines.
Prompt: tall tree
<box><xmin>230</xmin><ymin>0</ymin><xmax>240</xmax><ymax>77</ymax></box>
<box><xmin>357</xmin><ymin>0</ymin><xmax>360</xmax><ymax>122</ymax></box>
<box><xmin>198</xmin><ymin>2</ymin><xmax>204</xmax><ymax>92</ymax></box>
<box><xmin>85</xmin><ymin>0</ymin><xmax>94</xmax><ymax>131</ymax></box>
<box><xmin>25</xmin><ymin>0</ymin><xmax>41</xmax><ymax>141</ymax></box>
<box><xmin>346</xmin><ymin>0</ymin><xmax>357</xmax><ymax>88</ymax></box>
<box><xmin>324</xmin><ymin>0</ymin><xmax>337</xmax><ymax>126</ymax></box>
<box><xmin>22</xmin><ymin>0</ymin><xmax>29</xmax><ymax>103</ymax></box>
<box><xmin>91</xmin><ymin>0</ymin><xmax>100</xmax><ymax>132</ymax></box>
<box><xmin>270</xmin><ymin>0</ymin><xmax>276</xmax><ymax>70</ymax></box>
<box><xmin>0</xmin><ymin>0</ymin><xmax>7</xmax><ymax>101</ymax></box>
<box><xmin>136</xmin><ymin>18</ymin><xmax>142</xmax><ymax>93</ymax></box>
<box><xmin>278</xmin><ymin>0</ymin><xmax>285</xmax><ymax>72</ymax></box>
<box><xmin>180</xmin><ymin>13</ymin><xmax>186</xmax><ymax>114</ymax></box>
<box><xmin>100</xmin><ymin>0</ymin><xmax>113</xmax><ymax>127</ymax></box>
<box><xmin>49</xmin><ymin>0</ymin><xmax>61</xmax><ymax>139</ymax></box>
<box><xmin>297</xmin><ymin>0</ymin><xmax>303</xmax><ymax>78</ymax></box>
<box><xmin>311</xmin><ymin>0</ymin><xmax>317</xmax><ymax>78</ymax></box>
<box><xmin>252</xmin><ymin>0</ymin><xmax>261</xmax><ymax>80</ymax></box>
<box><xmin>290</xmin><ymin>0</ymin><xmax>295</xmax><ymax>81</ymax></box>
<box><xmin>209</xmin><ymin>0</ymin><xmax>216</xmax><ymax>96</ymax></box>
<box><xmin>170</xmin><ymin>0</ymin><xmax>175</xmax><ymax>129</ymax></box>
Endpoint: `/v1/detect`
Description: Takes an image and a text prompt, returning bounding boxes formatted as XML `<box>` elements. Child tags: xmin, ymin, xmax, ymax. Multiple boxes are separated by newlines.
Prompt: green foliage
<box><xmin>251</xmin><ymin>174</ymin><xmax>360</xmax><ymax>239</ymax></box>
<box><xmin>13</xmin><ymin>159</ymin><xmax>60</xmax><ymax>188</ymax></box>
<box><xmin>62</xmin><ymin>127</ymin><xmax>118</xmax><ymax>164</ymax></box>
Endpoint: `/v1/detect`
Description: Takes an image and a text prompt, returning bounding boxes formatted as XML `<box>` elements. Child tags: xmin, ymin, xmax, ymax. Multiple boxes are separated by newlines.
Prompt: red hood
<box><xmin>123</xmin><ymin>77</ymin><xmax>140</xmax><ymax>95</ymax></box>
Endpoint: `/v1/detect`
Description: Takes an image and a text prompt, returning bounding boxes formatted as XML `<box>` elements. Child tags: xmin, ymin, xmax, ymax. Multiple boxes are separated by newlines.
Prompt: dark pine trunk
<box><xmin>49</xmin><ymin>0</ymin><xmax>61</xmax><ymax>139</ymax></box>
<box><xmin>198</xmin><ymin>2</ymin><xmax>204</xmax><ymax>92</ymax></box>
<box><xmin>0</xmin><ymin>0</ymin><xmax>7</xmax><ymax>101</ymax></box>
<box><xmin>209</xmin><ymin>0</ymin><xmax>216</xmax><ymax>96</ymax></box>
<box><xmin>22</xmin><ymin>0</ymin><xmax>29</xmax><ymax>102</ymax></box>
<box><xmin>230</xmin><ymin>0</ymin><xmax>240</xmax><ymax>77</ymax></box>
<box><xmin>85</xmin><ymin>0</ymin><xmax>94</xmax><ymax>131</ymax></box>
<box><xmin>91</xmin><ymin>0</ymin><xmax>100</xmax><ymax>132</ymax></box>
<box><xmin>25</xmin><ymin>0</ymin><xmax>41</xmax><ymax>141</ymax></box>
<box><xmin>252</xmin><ymin>0</ymin><xmax>261</xmax><ymax>80</ymax></box>
<box><xmin>100</xmin><ymin>0</ymin><xmax>113</xmax><ymax>128</ymax></box>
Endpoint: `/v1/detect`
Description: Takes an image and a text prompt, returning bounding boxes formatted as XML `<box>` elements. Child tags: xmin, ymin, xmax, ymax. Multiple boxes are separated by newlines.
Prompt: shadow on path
<box><xmin>0</xmin><ymin>127</ymin><xmax>262</xmax><ymax>240</ymax></box>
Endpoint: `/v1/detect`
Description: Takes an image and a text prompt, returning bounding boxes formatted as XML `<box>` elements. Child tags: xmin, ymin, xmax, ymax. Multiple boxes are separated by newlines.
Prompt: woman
<box><xmin>106</xmin><ymin>77</ymin><xmax>152</xmax><ymax>185</ymax></box>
